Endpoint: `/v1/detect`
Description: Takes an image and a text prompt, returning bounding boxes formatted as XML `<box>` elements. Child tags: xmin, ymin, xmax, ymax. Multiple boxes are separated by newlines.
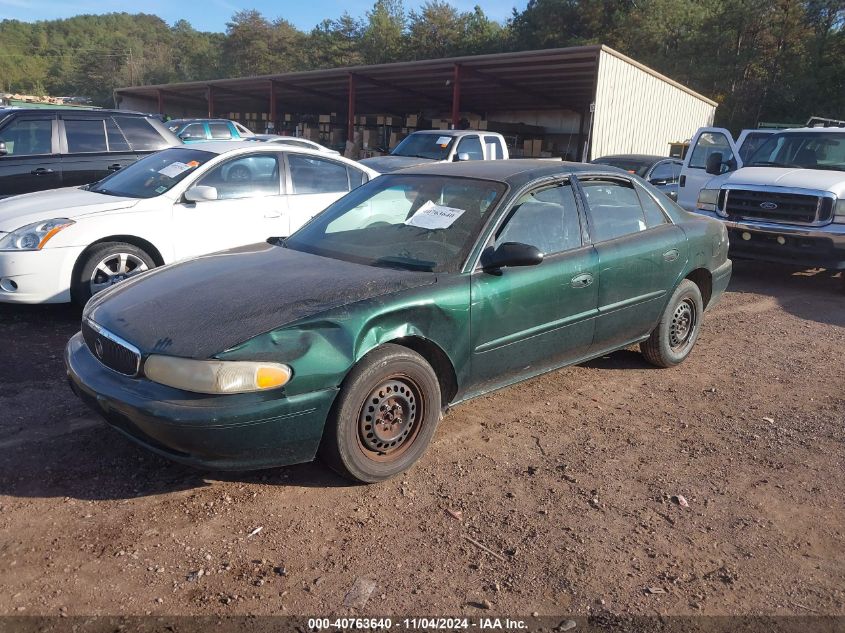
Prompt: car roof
<box><xmin>0</xmin><ymin>107</ymin><xmax>152</xmax><ymax>117</ymax></box>
<box><xmin>779</xmin><ymin>127</ymin><xmax>845</xmax><ymax>133</ymax></box>
<box><xmin>396</xmin><ymin>159</ymin><xmax>626</xmax><ymax>184</ymax></box>
<box><xmin>409</xmin><ymin>129</ymin><xmax>493</xmax><ymax>137</ymax></box>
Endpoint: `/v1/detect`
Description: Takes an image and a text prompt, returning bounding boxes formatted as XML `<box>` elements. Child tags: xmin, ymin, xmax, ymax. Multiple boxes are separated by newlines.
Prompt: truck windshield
<box><xmin>392</xmin><ymin>134</ymin><xmax>455</xmax><ymax>160</ymax></box>
<box><xmin>746</xmin><ymin>131</ymin><xmax>845</xmax><ymax>172</ymax></box>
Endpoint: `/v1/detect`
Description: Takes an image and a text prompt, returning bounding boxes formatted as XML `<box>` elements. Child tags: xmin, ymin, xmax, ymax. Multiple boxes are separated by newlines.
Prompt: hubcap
<box><xmin>358</xmin><ymin>378</ymin><xmax>421</xmax><ymax>458</ymax></box>
<box><xmin>669</xmin><ymin>298</ymin><xmax>696</xmax><ymax>350</ymax></box>
<box><xmin>89</xmin><ymin>252</ymin><xmax>148</xmax><ymax>295</ymax></box>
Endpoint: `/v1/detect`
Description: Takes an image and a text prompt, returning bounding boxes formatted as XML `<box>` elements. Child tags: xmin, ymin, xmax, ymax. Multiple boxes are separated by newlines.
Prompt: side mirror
<box><xmin>454</xmin><ymin>152</ymin><xmax>471</xmax><ymax>162</ymax></box>
<box><xmin>650</xmin><ymin>177</ymin><xmax>668</xmax><ymax>186</ymax></box>
<box><xmin>0</xmin><ymin>141</ymin><xmax>7</xmax><ymax>156</ymax></box>
<box><xmin>480</xmin><ymin>242</ymin><xmax>544</xmax><ymax>271</ymax></box>
<box><xmin>705</xmin><ymin>152</ymin><xmax>724</xmax><ymax>175</ymax></box>
<box><xmin>184</xmin><ymin>185</ymin><xmax>218</xmax><ymax>203</ymax></box>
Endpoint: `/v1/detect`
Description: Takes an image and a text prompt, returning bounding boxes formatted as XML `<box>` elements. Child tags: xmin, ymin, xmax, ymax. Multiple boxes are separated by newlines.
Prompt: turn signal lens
<box><xmin>144</xmin><ymin>355</ymin><xmax>291</xmax><ymax>394</ymax></box>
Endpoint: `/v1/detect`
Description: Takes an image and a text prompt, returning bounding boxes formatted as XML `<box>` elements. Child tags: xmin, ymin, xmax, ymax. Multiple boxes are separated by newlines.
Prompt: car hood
<box><xmin>0</xmin><ymin>187</ymin><xmax>139</xmax><ymax>232</ymax></box>
<box><xmin>718</xmin><ymin>167</ymin><xmax>845</xmax><ymax>197</ymax></box>
<box><xmin>358</xmin><ymin>155</ymin><xmax>439</xmax><ymax>173</ymax></box>
<box><xmin>84</xmin><ymin>243</ymin><xmax>437</xmax><ymax>359</ymax></box>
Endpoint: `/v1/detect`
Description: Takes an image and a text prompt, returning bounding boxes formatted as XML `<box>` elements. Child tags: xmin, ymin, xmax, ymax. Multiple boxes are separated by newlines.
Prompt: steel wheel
<box><xmin>357</xmin><ymin>376</ymin><xmax>424</xmax><ymax>462</ymax></box>
<box><xmin>89</xmin><ymin>252</ymin><xmax>149</xmax><ymax>295</ymax></box>
<box><xmin>669</xmin><ymin>298</ymin><xmax>697</xmax><ymax>351</ymax></box>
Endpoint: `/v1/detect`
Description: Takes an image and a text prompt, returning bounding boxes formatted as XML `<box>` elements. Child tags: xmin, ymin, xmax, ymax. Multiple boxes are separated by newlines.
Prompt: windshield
<box><xmin>88</xmin><ymin>148</ymin><xmax>215</xmax><ymax>198</ymax></box>
<box><xmin>284</xmin><ymin>174</ymin><xmax>506</xmax><ymax>273</ymax></box>
<box><xmin>591</xmin><ymin>158</ymin><xmax>651</xmax><ymax>177</ymax></box>
<box><xmin>391</xmin><ymin>134</ymin><xmax>456</xmax><ymax>160</ymax></box>
<box><xmin>745</xmin><ymin>131</ymin><xmax>845</xmax><ymax>171</ymax></box>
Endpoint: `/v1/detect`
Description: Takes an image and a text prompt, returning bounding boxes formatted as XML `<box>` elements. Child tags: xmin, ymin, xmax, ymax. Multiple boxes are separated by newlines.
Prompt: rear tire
<box><xmin>640</xmin><ymin>279</ymin><xmax>704</xmax><ymax>368</ymax></box>
<box><xmin>319</xmin><ymin>344</ymin><xmax>442</xmax><ymax>483</ymax></box>
<box><xmin>72</xmin><ymin>242</ymin><xmax>155</xmax><ymax>307</ymax></box>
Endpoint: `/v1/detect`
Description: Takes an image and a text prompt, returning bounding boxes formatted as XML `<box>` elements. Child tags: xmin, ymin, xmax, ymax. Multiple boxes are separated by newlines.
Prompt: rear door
<box><xmin>0</xmin><ymin>113</ymin><xmax>60</xmax><ymax>196</ymax></box>
<box><xmin>677</xmin><ymin>127</ymin><xmax>739</xmax><ymax>211</ymax></box>
<box><xmin>577</xmin><ymin>175</ymin><xmax>687</xmax><ymax>351</ymax></box>
<box><xmin>60</xmin><ymin>116</ymin><xmax>136</xmax><ymax>187</ymax></box>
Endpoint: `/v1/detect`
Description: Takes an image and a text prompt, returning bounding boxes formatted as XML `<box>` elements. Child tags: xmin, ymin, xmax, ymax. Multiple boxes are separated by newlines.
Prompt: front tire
<box><xmin>319</xmin><ymin>344</ymin><xmax>442</xmax><ymax>483</ymax></box>
<box><xmin>72</xmin><ymin>242</ymin><xmax>156</xmax><ymax>306</ymax></box>
<box><xmin>640</xmin><ymin>279</ymin><xmax>704</xmax><ymax>368</ymax></box>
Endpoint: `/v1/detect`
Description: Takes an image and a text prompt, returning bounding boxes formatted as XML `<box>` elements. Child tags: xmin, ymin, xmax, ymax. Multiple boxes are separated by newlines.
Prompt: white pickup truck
<box><xmin>679</xmin><ymin>125</ymin><xmax>845</xmax><ymax>271</ymax></box>
<box><xmin>360</xmin><ymin>130</ymin><xmax>509</xmax><ymax>174</ymax></box>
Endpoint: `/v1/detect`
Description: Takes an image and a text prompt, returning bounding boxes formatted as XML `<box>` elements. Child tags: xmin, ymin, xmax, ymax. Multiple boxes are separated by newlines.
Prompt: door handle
<box><xmin>663</xmin><ymin>249</ymin><xmax>680</xmax><ymax>262</ymax></box>
<box><xmin>30</xmin><ymin>167</ymin><xmax>54</xmax><ymax>175</ymax></box>
<box><xmin>679</xmin><ymin>175</ymin><xmax>686</xmax><ymax>187</ymax></box>
<box><xmin>570</xmin><ymin>273</ymin><xmax>593</xmax><ymax>288</ymax></box>
<box><xmin>107</xmin><ymin>163</ymin><xmax>122</xmax><ymax>171</ymax></box>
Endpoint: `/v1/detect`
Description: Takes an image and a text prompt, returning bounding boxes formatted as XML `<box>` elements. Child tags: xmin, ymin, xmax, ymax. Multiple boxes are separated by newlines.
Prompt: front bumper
<box><xmin>0</xmin><ymin>246</ymin><xmax>84</xmax><ymax>304</ymax></box>
<box><xmin>65</xmin><ymin>332</ymin><xmax>338</xmax><ymax>471</ymax></box>
<box><xmin>693</xmin><ymin>211</ymin><xmax>845</xmax><ymax>270</ymax></box>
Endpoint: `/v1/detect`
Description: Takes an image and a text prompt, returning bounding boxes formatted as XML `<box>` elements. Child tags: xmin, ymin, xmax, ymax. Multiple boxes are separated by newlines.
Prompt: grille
<box><xmin>82</xmin><ymin>320</ymin><xmax>140</xmax><ymax>376</ymax></box>
<box><xmin>723</xmin><ymin>189</ymin><xmax>833</xmax><ymax>225</ymax></box>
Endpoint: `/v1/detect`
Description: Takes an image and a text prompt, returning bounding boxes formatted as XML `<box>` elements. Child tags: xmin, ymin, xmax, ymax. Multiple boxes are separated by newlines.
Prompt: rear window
<box><xmin>113</xmin><ymin>116</ymin><xmax>169</xmax><ymax>151</ymax></box>
<box><xmin>65</xmin><ymin>119</ymin><xmax>108</xmax><ymax>153</ymax></box>
<box><xmin>209</xmin><ymin>122</ymin><xmax>232</xmax><ymax>139</ymax></box>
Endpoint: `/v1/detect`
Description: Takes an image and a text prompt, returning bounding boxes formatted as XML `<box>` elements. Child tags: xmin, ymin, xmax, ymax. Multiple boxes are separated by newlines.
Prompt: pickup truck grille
<box><xmin>82</xmin><ymin>320</ymin><xmax>141</xmax><ymax>376</ymax></box>
<box><xmin>722</xmin><ymin>189</ymin><xmax>833</xmax><ymax>225</ymax></box>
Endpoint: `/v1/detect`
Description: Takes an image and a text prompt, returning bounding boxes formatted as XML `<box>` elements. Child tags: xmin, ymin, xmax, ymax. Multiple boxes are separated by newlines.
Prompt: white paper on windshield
<box><xmin>405</xmin><ymin>200</ymin><xmax>465</xmax><ymax>229</ymax></box>
<box><xmin>435</xmin><ymin>136</ymin><xmax>451</xmax><ymax>146</ymax></box>
<box><xmin>158</xmin><ymin>162</ymin><xmax>191</xmax><ymax>178</ymax></box>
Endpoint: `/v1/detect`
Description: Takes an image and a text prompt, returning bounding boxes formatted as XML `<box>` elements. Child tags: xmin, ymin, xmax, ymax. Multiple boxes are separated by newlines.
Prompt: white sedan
<box><xmin>0</xmin><ymin>142</ymin><xmax>377</xmax><ymax>304</ymax></box>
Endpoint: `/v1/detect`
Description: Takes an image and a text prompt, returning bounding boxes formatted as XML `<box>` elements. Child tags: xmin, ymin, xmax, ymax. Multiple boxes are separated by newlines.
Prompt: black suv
<box><xmin>0</xmin><ymin>109</ymin><xmax>180</xmax><ymax>198</ymax></box>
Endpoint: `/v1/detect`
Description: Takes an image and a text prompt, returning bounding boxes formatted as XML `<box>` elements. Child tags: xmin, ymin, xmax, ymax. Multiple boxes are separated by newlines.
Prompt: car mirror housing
<box><xmin>454</xmin><ymin>152</ymin><xmax>471</xmax><ymax>162</ymax></box>
<box><xmin>184</xmin><ymin>185</ymin><xmax>218</xmax><ymax>203</ymax></box>
<box><xmin>481</xmin><ymin>242</ymin><xmax>544</xmax><ymax>271</ymax></box>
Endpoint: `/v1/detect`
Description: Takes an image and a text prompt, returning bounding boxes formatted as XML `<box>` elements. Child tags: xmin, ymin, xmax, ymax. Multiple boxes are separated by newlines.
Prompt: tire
<box><xmin>72</xmin><ymin>242</ymin><xmax>156</xmax><ymax>306</ymax></box>
<box><xmin>319</xmin><ymin>344</ymin><xmax>442</xmax><ymax>483</ymax></box>
<box><xmin>640</xmin><ymin>279</ymin><xmax>704</xmax><ymax>368</ymax></box>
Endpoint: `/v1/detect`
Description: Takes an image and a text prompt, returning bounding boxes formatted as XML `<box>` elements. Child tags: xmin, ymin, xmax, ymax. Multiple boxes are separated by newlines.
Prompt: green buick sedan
<box><xmin>66</xmin><ymin>161</ymin><xmax>732</xmax><ymax>483</ymax></box>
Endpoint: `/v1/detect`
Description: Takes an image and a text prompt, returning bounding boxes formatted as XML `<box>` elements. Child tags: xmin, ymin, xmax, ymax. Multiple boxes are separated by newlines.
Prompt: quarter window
<box><xmin>114</xmin><ymin>116</ymin><xmax>169</xmax><ymax>150</ymax></box>
<box><xmin>0</xmin><ymin>118</ymin><xmax>52</xmax><ymax>155</ymax></box>
<box><xmin>634</xmin><ymin>182</ymin><xmax>669</xmax><ymax>227</ymax></box>
<box><xmin>484</xmin><ymin>135</ymin><xmax>505</xmax><ymax>160</ymax></box>
<box><xmin>495</xmin><ymin>183</ymin><xmax>582</xmax><ymax>255</ymax></box>
<box><xmin>196</xmin><ymin>154</ymin><xmax>280</xmax><ymax>200</ymax></box>
<box><xmin>288</xmin><ymin>154</ymin><xmax>350</xmax><ymax>194</ymax></box>
<box><xmin>65</xmin><ymin>119</ymin><xmax>108</xmax><ymax>153</ymax></box>
<box><xmin>105</xmin><ymin>119</ymin><xmax>130</xmax><ymax>151</ymax></box>
<box><xmin>581</xmin><ymin>178</ymin><xmax>648</xmax><ymax>242</ymax></box>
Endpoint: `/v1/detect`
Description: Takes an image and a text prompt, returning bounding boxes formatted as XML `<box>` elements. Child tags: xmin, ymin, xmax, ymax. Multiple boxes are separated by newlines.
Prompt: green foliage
<box><xmin>0</xmin><ymin>1</ymin><xmax>841</xmax><ymax>129</ymax></box>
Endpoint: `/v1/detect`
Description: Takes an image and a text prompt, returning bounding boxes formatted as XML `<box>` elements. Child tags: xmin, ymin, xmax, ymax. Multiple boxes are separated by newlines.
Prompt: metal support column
<box><xmin>269</xmin><ymin>80</ymin><xmax>277</xmax><ymax>133</ymax></box>
<box><xmin>156</xmin><ymin>89</ymin><xmax>164</xmax><ymax>115</ymax></box>
<box><xmin>206</xmin><ymin>86</ymin><xmax>215</xmax><ymax>118</ymax></box>
<box><xmin>451</xmin><ymin>64</ymin><xmax>462</xmax><ymax>129</ymax></box>
<box><xmin>347</xmin><ymin>73</ymin><xmax>357</xmax><ymax>143</ymax></box>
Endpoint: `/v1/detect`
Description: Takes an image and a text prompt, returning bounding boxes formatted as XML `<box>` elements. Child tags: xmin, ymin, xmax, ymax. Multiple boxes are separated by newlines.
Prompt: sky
<box><xmin>0</xmin><ymin>0</ymin><xmax>526</xmax><ymax>32</ymax></box>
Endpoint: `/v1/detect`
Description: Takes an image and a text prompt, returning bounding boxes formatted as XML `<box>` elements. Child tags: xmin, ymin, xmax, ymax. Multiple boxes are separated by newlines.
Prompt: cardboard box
<box><xmin>406</xmin><ymin>114</ymin><xmax>418</xmax><ymax>127</ymax></box>
<box><xmin>319</xmin><ymin>114</ymin><xmax>331</xmax><ymax>123</ymax></box>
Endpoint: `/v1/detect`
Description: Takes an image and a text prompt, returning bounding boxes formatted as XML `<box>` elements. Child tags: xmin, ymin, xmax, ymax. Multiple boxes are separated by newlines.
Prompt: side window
<box><xmin>649</xmin><ymin>161</ymin><xmax>675</xmax><ymax>183</ymax></box>
<box><xmin>495</xmin><ymin>182</ymin><xmax>582</xmax><ymax>256</ymax></box>
<box><xmin>580</xmin><ymin>178</ymin><xmax>647</xmax><ymax>242</ymax></box>
<box><xmin>348</xmin><ymin>167</ymin><xmax>367</xmax><ymax>189</ymax></box>
<box><xmin>179</xmin><ymin>123</ymin><xmax>207</xmax><ymax>141</ymax></box>
<box><xmin>634</xmin><ymin>182</ymin><xmax>669</xmax><ymax>227</ymax></box>
<box><xmin>456</xmin><ymin>136</ymin><xmax>484</xmax><ymax>160</ymax></box>
<box><xmin>114</xmin><ymin>116</ymin><xmax>169</xmax><ymax>150</ymax></box>
<box><xmin>0</xmin><ymin>118</ymin><xmax>52</xmax><ymax>155</ymax></box>
<box><xmin>484</xmin><ymin>135</ymin><xmax>504</xmax><ymax>159</ymax></box>
<box><xmin>288</xmin><ymin>154</ymin><xmax>350</xmax><ymax>194</ymax></box>
<box><xmin>234</xmin><ymin>122</ymin><xmax>252</xmax><ymax>135</ymax></box>
<box><xmin>105</xmin><ymin>118</ymin><xmax>130</xmax><ymax>151</ymax></box>
<box><xmin>65</xmin><ymin>119</ymin><xmax>108</xmax><ymax>153</ymax></box>
<box><xmin>738</xmin><ymin>132</ymin><xmax>771</xmax><ymax>163</ymax></box>
<box><xmin>209</xmin><ymin>122</ymin><xmax>232</xmax><ymax>140</ymax></box>
<box><xmin>195</xmin><ymin>154</ymin><xmax>280</xmax><ymax>200</ymax></box>
<box><xmin>688</xmin><ymin>132</ymin><xmax>734</xmax><ymax>170</ymax></box>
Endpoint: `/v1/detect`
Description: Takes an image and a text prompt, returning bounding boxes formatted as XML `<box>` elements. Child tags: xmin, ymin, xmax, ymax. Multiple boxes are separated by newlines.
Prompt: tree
<box><xmin>360</xmin><ymin>0</ymin><xmax>407</xmax><ymax>64</ymax></box>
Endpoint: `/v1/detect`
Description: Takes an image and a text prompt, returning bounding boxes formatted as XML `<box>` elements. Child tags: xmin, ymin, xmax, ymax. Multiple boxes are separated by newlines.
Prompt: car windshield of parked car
<box><xmin>745</xmin><ymin>132</ymin><xmax>845</xmax><ymax>171</ymax></box>
<box><xmin>591</xmin><ymin>158</ymin><xmax>651</xmax><ymax>177</ymax></box>
<box><xmin>284</xmin><ymin>175</ymin><xmax>506</xmax><ymax>273</ymax></box>
<box><xmin>391</xmin><ymin>134</ymin><xmax>456</xmax><ymax>160</ymax></box>
<box><xmin>87</xmin><ymin>148</ymin><xmax>216</xmax><ymax>199</ymax></box>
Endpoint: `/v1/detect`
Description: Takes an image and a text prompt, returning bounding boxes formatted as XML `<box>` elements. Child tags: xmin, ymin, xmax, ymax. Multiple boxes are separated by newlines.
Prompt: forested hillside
<box><xmin>0</xmin><ymin>0</ymin><xmax>842</xmax><ymax>131</ymax></box>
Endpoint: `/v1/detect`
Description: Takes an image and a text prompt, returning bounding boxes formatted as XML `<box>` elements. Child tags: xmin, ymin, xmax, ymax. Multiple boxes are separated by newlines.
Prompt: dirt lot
<box><xmin>0</xmin><ymin>261</ymin><xmax>843</xmax><ymax>620</ymax></box>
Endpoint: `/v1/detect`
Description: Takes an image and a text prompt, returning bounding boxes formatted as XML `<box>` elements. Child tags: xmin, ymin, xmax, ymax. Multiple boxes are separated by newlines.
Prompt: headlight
<box><xmin>143</xmin><ymin>355</ymin><xmax>291</xmax><ymax>394</ymax></box>
<box><xmin>0</xmin><ymin>218</ymin><xmax>75</xmax><ymax>251</ymax></box>
<box><xmin>696</xmin><ymin>189</ymin><xmax>720</xmax><ymax>214</ymax></box>
<box><xmin>835</xmin><ymin>199</ymin><xmax>845</xmax><ymax>224</ymax></box>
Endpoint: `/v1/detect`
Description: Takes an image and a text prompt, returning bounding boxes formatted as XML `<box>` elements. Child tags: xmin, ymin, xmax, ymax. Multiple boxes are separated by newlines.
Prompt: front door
<box><xmin>0</xmin><ymin>114</ymin><xmax>60</xmax><ymax>197</ymax></box>
<box><xmin>173</xmin><ymin>152</ymin><xmax>287</xmax><ymax>260</ymax></box>
<box><xmin>578</xmin><ymin>176</ymin><xmax>687</xmax><ymax>351</ymax></box>
<box><xmin>468</xmin><ymin>179</ymin><xmax>599</xmax><ymax>393</ymax></box>
<box><xmin>677</xmin><ymin>127</ymin><xmax>739</xmax><ymax>211</ymax></box>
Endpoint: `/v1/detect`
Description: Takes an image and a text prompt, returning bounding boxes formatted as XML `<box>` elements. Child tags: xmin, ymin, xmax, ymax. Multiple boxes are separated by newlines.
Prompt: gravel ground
<box><xmin>0</xmin><ymin>261</ymin><xmax>842</xmax><ymax>619</ymax></box>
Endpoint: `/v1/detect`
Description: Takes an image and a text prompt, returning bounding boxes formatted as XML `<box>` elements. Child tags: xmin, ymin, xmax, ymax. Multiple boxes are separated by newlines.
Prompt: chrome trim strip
<box><xmin>85</xmin><ymin>318</ymin><xmax>142</xmax><ymax>376</ymax></box>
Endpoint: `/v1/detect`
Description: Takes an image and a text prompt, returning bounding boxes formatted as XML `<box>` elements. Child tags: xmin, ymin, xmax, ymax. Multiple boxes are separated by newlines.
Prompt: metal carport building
<box><xmin>115</xmin><ymin>44</ymin><xmax>716</xmax><ymax>160</ymax></box>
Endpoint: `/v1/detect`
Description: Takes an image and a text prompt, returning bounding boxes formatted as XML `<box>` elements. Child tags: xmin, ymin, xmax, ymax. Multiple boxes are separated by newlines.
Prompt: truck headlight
<box><xmin>144</xmin><ymin>355</ymin><xmax>292</xmax><ymax>394</ymax></box>
<box><xmin>0</xmin><ymin>218</ymin><xmax>75</xmax><ymax>251</ymax></box>
<box><xmin>835</xmin><ymin>199</ymin><xmax>845</xmax><ymax>224</ymax></box>
<box><xmin>696</xmin><ymin>189</ymin><xmax>721</xmax><ymax>214</ymax></box>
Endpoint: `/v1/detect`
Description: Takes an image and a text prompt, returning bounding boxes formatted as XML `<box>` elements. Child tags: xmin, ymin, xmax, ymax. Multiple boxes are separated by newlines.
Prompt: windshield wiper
<box><xmin>372</xmin><ymin>256</ymin><xmax>434</xmax><ymax>272</ymax></box>
<box><xmin>747</xmin><ymin>161</ymin><xmax>802</xmax><ymax>168</ymax></box>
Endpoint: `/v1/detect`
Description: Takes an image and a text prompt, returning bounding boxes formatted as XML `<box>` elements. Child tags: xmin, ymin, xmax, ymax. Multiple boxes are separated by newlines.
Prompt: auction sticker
<box><xmin>158</xmin><ymin>162</ymin><xmax>192</xmax><ymax>178</ymax></box>
<box><xmin>405</xmin><ymin>200</ymin><xmax>465</xmax><ymax>229</ymax></box>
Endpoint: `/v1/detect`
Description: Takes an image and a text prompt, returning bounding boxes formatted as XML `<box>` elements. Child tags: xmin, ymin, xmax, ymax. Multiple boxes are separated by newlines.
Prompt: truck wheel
<box><xmin>72</xmin><ymin>242</ymin><xmax>155</xmax><ymax>306</ymax></box>
<box><xmin>640</xmin><ymin>279</ymin><xmax>704</xmax><ymax>368</ymax></box>
<box><xmin>319</xmin><ymin>344</ymin><xmax>442</xmax><ymax>483</ymax></box>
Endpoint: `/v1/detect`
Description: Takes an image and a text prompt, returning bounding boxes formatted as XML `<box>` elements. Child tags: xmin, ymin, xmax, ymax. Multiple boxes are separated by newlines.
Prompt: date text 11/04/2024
<box><xmin>307</xmin><ymin>618</ymin><xmax>530</xmax><ymax>630</ymax></box>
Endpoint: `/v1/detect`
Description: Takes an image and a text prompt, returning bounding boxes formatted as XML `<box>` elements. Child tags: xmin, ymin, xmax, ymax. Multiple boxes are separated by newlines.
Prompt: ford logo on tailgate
<box><xmin>759</xmin><ymin>201</ymin><xmax>778</xmax><ymax>210</ymax></box>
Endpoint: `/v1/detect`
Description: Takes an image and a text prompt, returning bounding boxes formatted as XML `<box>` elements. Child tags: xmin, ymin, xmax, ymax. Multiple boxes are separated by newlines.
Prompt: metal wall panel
<box><xmin>591</xmin><ymin>49</ymin><xmax>716</xmax><ymax>160</ymax></box>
